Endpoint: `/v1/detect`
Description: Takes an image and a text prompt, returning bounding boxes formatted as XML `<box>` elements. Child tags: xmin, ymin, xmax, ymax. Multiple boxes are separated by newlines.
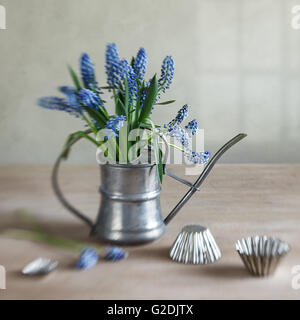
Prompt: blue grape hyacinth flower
<box><xmin>161</xmin><ymin>104</ymin><xmax>210</xmax><ymax>165</ymax></box>
<box><xmin>158</xmin><ymin>56</ymin><xmax>175</xmax><ymax>93</ymax></box>
<box><xmin>166</xmin><ymin>104</ymin><xmax>189</xmax><ymax>130</ymax></box>
<box><xmin>133</xmin><ymin>47</ymin><xmax>147</xmax><ymax>82</ymax></box>
<box><xmin>59</xmin><ymin>86</ymin><xmax>80</xmax><ymax>109</ymax></box>
<box><xmin>139</xmin><ymin>80</ymin><xmax>150</xmax><ymax>109</ymax></box>
<box><xmin>174</xmin><ymin>104</ymin><xmax>189</xmax><ymax>125</ymax></box>
<box><xmin>104</xmin><ymin>246</ymin><xmax>129</xmax><ymax>262</ymax></box>
<box><xmin>38</xmin><ymin>96</ymin><xmax>82</xmax><ymax>117</ymax></box>
<box><xmin>78</xmin><ymin>88</ymin><xmax>104</xmax><ymax>110</ymax></box>
<box><xmin>185</xmin><ymin>119</ymin><xmax>198</xmax><ymax>136</ymax></box>
<box><xmin>104</xmin><ymin>115</ymin><xmax>126</xmax><ymax>138</ymax></box>
<box><xmin>185</xmin><ymin>150</ymin><xmax>210</xmax><ymax>165</ymax></box>
<box><xmin>75</xmin><ymin>248</ymin><xmax>99</xmax><ymax>270</ymax></box>
<box><xmin>167</xmin><ymin>125</ymin><xmax>190</xmax><ymax>149</ymax></box>
<box><xmin>105</xmin><ymin>43</ymin><xmax>120</xmax><ymax>89</ymax></box>
<box><xmin>80</xmin><ymin>53</ymin><xmax>97</xmax><ymax>89</ymax></box>
<box><xmin>119</xmin><ymin>59</ymin><xmax>138</xmax><ymax>105</ymax></box>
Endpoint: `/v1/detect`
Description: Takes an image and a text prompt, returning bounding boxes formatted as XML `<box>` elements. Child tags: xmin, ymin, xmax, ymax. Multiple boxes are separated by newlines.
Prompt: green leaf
<box><xmin>124</xmin><ymin>77</ymin><xmax>129</xmax><ymax>117</ymax></box>
<box><xmin>144</xmin><ymin>118</ymin><xmax>163</xmax><ymax>183</ymax></box>
<box><xmin>132</xmin><ymin>81</ymin><xmax>145</xmax><ymax>129</ymax></box>
<box><xmin>68</xmin><ymin>65</ymin><xmax>82</xmax><ymax>91</ymax></box>
<box><xmin>118</xmin><ymin>123</ymin><xmax>128</xmax><ymax>163</ymax></box>
<box><xmin>159</xmin><ymin>148</ymin><xmax>163</xmax><ymax>178</ymax></box>
<box><xmin>130</xmin><ymin>56</ymin><xmax>135</xmax><ymax>67</ymax></box>
<box><xmin>83</xmin><ymin>106</ymin><xmax>106</xmax><ymax>128</ymax></box>
<box><xmin>139</xmin><ymin>75</ymin><xmax>158</xmax><ymax>123</ymax></box>
<box><xmin>153</xmin><ymin>133</ymin><xmax>163</xmax><ymax>183</ymax></box>
<box><xmin>115</xmin><ymin>94</ymin><xmax>126</xmax><ymax>116</ymax></box>
<box><xmin>155</xmin><ymin>100</ymin><xmax>176</xmax><ymax>106</ymax></box>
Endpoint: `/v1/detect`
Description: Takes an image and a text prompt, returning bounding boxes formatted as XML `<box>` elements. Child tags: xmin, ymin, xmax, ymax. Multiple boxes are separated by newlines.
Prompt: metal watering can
<box><xmin>52</xmin><ymin>133</ymin><xmax>246</xmax><ymax>245</ymax></box>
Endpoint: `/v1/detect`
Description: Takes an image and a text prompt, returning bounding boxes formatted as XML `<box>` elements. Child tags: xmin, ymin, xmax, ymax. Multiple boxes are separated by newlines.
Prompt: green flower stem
<box><xmin>3</xmin><ymin>228</ymin><xmax>106</xmax><ymax>255</ymax></box>
<box><xmin>70</xmin><ymin>131</ymin><xmax>100</xmax><ymax>148</ymax></box>
<box><xmin>81</xmin><ymin>113</ymin><xmax>98</xmax><ymax>135</ymax></box>
<box><xmin>158</xmin><ymin>141</ymin><xmax>184</xmax><ymax>153</ymax></box>
<box><xmin>100</xmin><ymin>106</ymin><xmax>110</xmax><ymax>120</ymax></box>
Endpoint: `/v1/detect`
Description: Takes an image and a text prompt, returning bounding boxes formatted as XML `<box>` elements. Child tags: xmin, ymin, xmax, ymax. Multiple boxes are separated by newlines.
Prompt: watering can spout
<box><xmin>163</xmin><ymin>133</ymin><xmax>247</xmax><ymax>225</ymax></box>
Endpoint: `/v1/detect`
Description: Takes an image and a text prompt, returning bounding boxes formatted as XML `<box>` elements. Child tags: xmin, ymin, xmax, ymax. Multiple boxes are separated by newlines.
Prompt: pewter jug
<box><xmin>52</xmin><ymin>133</ymin><xmax>246</xmax><ymax>245</ymax></box>
<box><xmin>94</xmin><ymin>163</ymin><xmax>164</xmax><ymax>244</ymax></box>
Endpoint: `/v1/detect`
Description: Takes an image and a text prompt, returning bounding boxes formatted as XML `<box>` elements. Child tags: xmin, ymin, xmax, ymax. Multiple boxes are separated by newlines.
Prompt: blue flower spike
<box><xmin>161</xmin><ymin>105</ymin><xmax>210</xmax><ymax>165</ymax></box>
<box><xmin>185</xmin><ymin>150</ymin><xmax>211</xmax><ymax>165</ymax></box>
<box><xmin>167</xmin><ymin>104</ymin><xmax>189</xmax><ymax>129</ymax></box>
<box><xmin>78</xmin><ymin>88</ymin><xmax>104</xmax><ymax>110</ymax></box>
<box><xmin>174</xmin><ymin>104</ymin><xmax>188</xmax><ymax>125</ymax></box>
<box><xmin>59</xmin><ymin>86</ymin><xmax>80</xmax><ymax>110</ymax></box>
<box><xmin>105</xmin><ymin>43</ymin><xmax>120</xmax><ymax>89</ymax></box>
<box><xmin>80</xmin><ymin>53</ymin><xmax>97</xmax><ymax>89</ymax></box>
<box><xmin>104</xmin><ymin>115</ymin><xmax>126</xmax><ymax>138</ymax></box>
<box><xmin>185</xmin><ymin>119</ymin><xmax>198</xmax><ymax>136</ymax></box>
<box><xmin>158</xmin><ymin>56</ymin><xmax>175</xmax><ymax>93</ymax></box>
<box><xmin>75</xmin><ymin>248</ymin><xmax>99</xmax><ymax>270</ymax></box>
<box><xmin>133</xmin><ymin>48</ymin><xmax>147</xmax><ymax>82</ymax></box>
<box><xmin>38</xmin><ymin>96</ymin><xmax>82</xmax><ymax>117</ymax></box>
<box><xmin>119</xmin><ymin>59</ymin><xmax>138</xmax><ymax>105</ymax></box>
<box><xmin>104</xmin><ymin>246</ymin><xmax>129</xmax><ymax>262</ymax></box>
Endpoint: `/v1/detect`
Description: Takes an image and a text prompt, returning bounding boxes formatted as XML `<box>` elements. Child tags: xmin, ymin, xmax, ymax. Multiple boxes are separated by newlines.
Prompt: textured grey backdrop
<box><xmin>0</xmin><ymin>0</ymin><xmax>299</xmax><ymax>164</ymax></box>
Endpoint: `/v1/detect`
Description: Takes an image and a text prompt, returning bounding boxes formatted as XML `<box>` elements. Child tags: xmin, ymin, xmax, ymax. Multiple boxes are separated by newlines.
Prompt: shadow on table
<box><xmin>130</xmin><ymin>246</ymin><xmax>250</xmax><ymax>279</ymax></box>
<box><xmin>130</xmin><ymin>246</ymin><xmax>170</xmax><ymax>262</ymax></box>
<box><xmin>195</xmin><ymin>264</ymin><xmax>249</xmax><ymax>279</ymax></box>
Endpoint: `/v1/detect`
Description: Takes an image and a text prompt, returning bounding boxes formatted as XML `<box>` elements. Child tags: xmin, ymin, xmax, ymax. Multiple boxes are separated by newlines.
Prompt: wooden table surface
<box><xmin>0</xmin><ymin>164</ymin><xmax>299</xmax><ymax>300</ymax></box>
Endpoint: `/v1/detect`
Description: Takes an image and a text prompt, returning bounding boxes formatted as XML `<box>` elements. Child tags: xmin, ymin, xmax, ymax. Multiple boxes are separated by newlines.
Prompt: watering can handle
<box><xmin>163</xmin><ymin>133</ymin><xmax>247</xmax><ymax>225</ymax></box>
<box><xmin>52</xmin><ymin>129</ymin><xmax>95</xmax><ymax>228</ymax></box>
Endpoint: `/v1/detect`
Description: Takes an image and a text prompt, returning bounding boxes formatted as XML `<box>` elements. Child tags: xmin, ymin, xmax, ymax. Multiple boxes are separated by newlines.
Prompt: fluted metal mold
<box><xmin>235</xmin><ymin>236</ymin><xmax>290</xmax><ymax>277</ymax></box>
<box><xmin>169</xmin><ymin>225</ymin><xmax>222</xmax><ymax>264</ymax></box>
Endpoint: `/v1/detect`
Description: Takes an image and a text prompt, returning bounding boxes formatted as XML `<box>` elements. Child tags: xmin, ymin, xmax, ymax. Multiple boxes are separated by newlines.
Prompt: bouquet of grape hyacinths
<box><xmin>38</xmin><ymin>43</ymin><xmax>210</xmax><ymax>182</ymax></box>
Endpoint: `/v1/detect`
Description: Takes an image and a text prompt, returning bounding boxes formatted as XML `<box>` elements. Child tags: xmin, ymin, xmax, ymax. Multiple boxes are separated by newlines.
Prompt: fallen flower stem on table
<box><xmin>2</xmin><ymin>228</ymin><xmax>107</xmax><ymax>255</ymax></box>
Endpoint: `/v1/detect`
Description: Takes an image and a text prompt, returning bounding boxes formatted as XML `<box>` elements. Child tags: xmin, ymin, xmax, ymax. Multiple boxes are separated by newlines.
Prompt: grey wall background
<box><xmin>0</xmin><ymin>0</ymin><xmax>299</xmax><ymax>164</ymax></box>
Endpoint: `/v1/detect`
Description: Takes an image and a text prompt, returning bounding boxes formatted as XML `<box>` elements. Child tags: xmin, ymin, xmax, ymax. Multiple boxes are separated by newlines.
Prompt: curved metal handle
<box><xmin>52</xmin><ymin>129</ymin><xmax>94</xmax><ymax>228</ymax></box>
<box><xmin>163</xmin><ymin>133</ymin><xmax>247</xmax><ymax>225</ymax></box>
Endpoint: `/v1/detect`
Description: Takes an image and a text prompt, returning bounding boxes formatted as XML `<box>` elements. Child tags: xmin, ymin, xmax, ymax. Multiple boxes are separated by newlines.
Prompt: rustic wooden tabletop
<box><xmin>0</xmin><ymin>164</ymin><xmax>299</xmax><ymax>299</ymax></box>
